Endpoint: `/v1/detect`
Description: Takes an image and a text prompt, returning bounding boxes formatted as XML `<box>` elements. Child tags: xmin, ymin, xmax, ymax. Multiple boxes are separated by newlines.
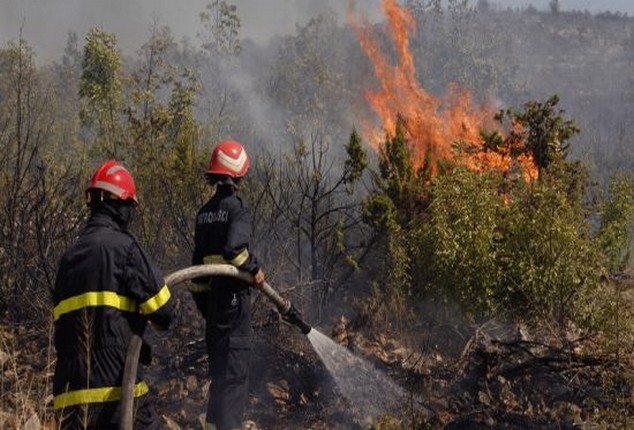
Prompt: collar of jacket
<box><xmin>215</xmin><ymin>184</ymin><xmax>236</xmax><ymax>197</ymax></box>
<box><xmin>85</xmin><ymin>209</ymin><xmax>125</xmax><ymax>232</ymax></box>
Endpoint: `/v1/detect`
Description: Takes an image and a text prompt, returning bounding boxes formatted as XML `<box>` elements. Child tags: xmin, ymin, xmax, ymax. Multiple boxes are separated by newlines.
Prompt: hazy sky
<box><xmin>1</xmin><ymin>0</ymin><xmax>632</xmax><ymax>63</ymax></box>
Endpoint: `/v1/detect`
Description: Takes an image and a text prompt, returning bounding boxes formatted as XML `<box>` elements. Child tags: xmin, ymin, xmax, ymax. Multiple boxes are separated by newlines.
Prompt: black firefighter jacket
<box><xmin>52</xmin><ymin>212</ymin><xmax>174</xmax><ymax>412</ymax></box>
<box><xmin>190</xmin><ymin>186</ymin><xmax>260</xmax><ymax>314</ymax></box>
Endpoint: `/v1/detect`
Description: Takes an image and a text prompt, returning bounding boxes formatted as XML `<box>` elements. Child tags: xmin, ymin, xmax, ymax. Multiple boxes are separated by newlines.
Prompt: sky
<box><xmin>0</xmin><ymin>0</ymin><xmax>632</xmax><ymax>64</ymax></box>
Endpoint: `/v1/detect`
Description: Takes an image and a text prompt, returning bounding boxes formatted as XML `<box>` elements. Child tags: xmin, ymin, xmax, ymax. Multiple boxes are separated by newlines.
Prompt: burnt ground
<box><xmin>141</xmin><ymin>285</ymin><xmax>634</xmax><ymax>429</ymax></box>
<box><xmin>145</xmin><ymin>288</ymin><xmax>363</xmax><ymax>429</ymax></box>
<box><xmin>2</xmin><ymin>282</ymin><xmax>634</xmax><ymax>429</ymax></box>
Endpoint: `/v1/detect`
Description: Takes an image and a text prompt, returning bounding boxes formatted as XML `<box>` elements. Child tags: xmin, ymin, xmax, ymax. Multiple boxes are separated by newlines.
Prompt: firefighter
<box><xmin>53</xmin><ymin>160</ymin><xmax>175</xmax><ymax>430</ymax></box>
<box><xmin>190</xmin><ymin>140</ymin><xmax>265</xmax><ymax>430</ymax></box>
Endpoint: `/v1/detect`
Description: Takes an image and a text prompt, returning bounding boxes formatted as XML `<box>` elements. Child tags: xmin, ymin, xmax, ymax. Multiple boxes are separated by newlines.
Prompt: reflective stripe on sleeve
<box><xmin>139</xmin><ymin>284</ymin><xmax>171</xmax><ymax>315</ymax></box>
<box><xmin>229</xmin><ymin>249</ymin><xmax>249</xmax><ymax>267</ymax></box>
<box><xmin>54</xmin><ymin>291</ymin><xmax>138</xmax><ymax>321</ymax></box>
<box><xmin>53</xmin><ymin>381</ymin><xmax>149</xmax><ymax>409</ymax></box>
<box><xmin>203</xmin><ymin>255</ymin><xmax>224</xmax><ymax>264</ymax></box>
<box><xmin>202</xmin><ymin>248</ymin><xmax>249</xmax><ymax>268</ymax></box>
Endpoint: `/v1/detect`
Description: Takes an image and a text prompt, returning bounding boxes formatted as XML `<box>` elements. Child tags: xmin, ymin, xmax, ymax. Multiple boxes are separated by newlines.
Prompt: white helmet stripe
<box><xmin>218</xmin><ymin>148</ymin><xmax>247</xmax><ymax>173</ymax></box>
<box><xmin>94</xmin><ymin>181</ymin><xmax>126</xmax><ymax>198</ymax></box>
<box><xmin>106</xmin><ymin>164</ymin><xmax>130</xmax><ymax>176</ymax></box>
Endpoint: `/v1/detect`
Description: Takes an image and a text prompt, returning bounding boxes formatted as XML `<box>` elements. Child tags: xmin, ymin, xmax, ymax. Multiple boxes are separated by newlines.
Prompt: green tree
<box><xmin>123</xmin><ymin>23</ymin><xmax>204</xmax><ymax>266</ymax></box>
<box><xmin>415</xmin><ymin>168</ymin><xmax>504</xmax><ymax>316</ymax></box>
<box><xmin>361</xmin><ymin>118</ymin><xmax>431</xmax><ymax>329</ymax></box>
<box><xmin>494</xmin><ymin>94</ymin><xmax>580</xmax><ymax>177</ymax></box>
<box><xmin>367</xmin><ymin>96</ymin><xmax>633</xmax><ymax>335</ymax></box>
<box><xmin>596</xmin><ymin>174</ymin><xmax>634</xmax><ymax>273</ymax></box>
<box><xmin>199</xmin><ymin>0</ymin><xmax>242</xmax><ymax>57</ymax></box>
<box><xmin>266</xmin><ymin>12</ymin><xmax>352</xmax><ymax>149</ymax></box>
<box><xmin>79</xmin><ymin>27</ymin><xmax>123</xmax><ymax>157</ymax></box>
<box><xmin>49</xmin><ymin>31</ymin><xmax>82</xmax><ymax>154</ymax></box>
<box><xmin>196</xmin><ymin>0</ymin><xmax>249</xmax><ymax>143</ymax></box>
<box><xmin>374</xmin><ymin>117</ymin><xmax>431</xmax><ymax>223</ymax></box>
<box><xmin>496</xmin><ymin>174</ymin><xmax>602</xmax><ymax>328</ymax></box>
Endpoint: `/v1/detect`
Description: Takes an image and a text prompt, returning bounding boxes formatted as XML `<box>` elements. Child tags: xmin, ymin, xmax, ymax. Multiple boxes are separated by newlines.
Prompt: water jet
<box><xmin>120</xmin><ymin>264</ymin><xmax>407</xmax><ymax>429</ymax></box>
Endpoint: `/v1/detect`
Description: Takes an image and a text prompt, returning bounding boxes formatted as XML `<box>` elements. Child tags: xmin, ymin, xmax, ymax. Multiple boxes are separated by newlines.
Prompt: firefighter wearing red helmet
<box><xmin>86</xmin><ymin>159</ymin><xmax>139</xmax><ymax>202</ymax></box>
<box><xmin>190</xmin><ymin>140</ymin><xmax>265</xmax><ymax>430</ymax></box>
<box><xmin>53</xmin><ymin>160</ymin><xmax>175</xmax><ymax>429</ymax></box>
<box><xmin>206</xmin><ymin>139</ymin><xmax>251</xmax><ymax>178</ymax></box>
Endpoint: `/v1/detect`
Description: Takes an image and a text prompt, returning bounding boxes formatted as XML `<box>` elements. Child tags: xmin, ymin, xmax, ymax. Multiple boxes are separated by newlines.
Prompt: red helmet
<box><xmin>87</xmin><ymin>160</ymin><xmax>138</xmax><ymax>202</ymax></box>
<box><xmin>206</xmin><ymin>140</ymin><xmax>250</xmax><ymax>178</ymax></box>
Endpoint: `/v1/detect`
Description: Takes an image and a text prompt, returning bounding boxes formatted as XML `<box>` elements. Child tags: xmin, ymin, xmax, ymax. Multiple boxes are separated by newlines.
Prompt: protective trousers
<box><xmin>205</xmin><ymin>288</ymin><xmax>253</xmax><ymax>430</ymax></box>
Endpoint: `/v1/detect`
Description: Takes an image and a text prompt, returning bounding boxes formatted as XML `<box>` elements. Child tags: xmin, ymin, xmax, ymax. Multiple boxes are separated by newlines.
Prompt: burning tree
<box><xmin>353</xmin><ymin>0</ymin><xmax>634</xmax><ymax>338</ymax></box>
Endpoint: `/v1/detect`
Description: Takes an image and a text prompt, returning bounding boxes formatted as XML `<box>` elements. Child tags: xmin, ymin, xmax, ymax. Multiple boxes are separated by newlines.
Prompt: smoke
<box><xmin>0</xmin><ymin>0</ymin><xmax>383</xmax><ymax>64</ymax></box>
<box><xmin>492</xmin><ymin>0</ymin><xmax>633</xmax><ymax>13</ymax></box>
<box><xmin>4</xmin><ymin>0</ymin><xmax>630</xmax><ymax>64</ymax></box>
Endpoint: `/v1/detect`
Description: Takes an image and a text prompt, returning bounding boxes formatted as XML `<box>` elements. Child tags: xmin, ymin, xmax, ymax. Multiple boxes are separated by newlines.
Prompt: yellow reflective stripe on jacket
<box><xmin>54</xmin><ymin>291</ymin><xmax>138</xmax><ymax>321</ymax></box>
<box><xmin>203</xmin><ymin>255</ymin><xmax>224</xmax><ymax>264</ymax></box>
<box><xmin>53</xmin><ymin>381</ymin><xmax>149</xmax><ymax>409</ymax></box>
<box><xmin>139</xmin><ymin>284</ymin><xmax>171</xmax><ymax>315</ymax></box>
<box><xmin>202</xmin><ymin>248</ymin><xmax>249</xmax><ymax>267</ymax></box>
<box><xmin>230</xmin><ymin>248</ymin><xmax>249</xmax><ymax>267</ymax></box>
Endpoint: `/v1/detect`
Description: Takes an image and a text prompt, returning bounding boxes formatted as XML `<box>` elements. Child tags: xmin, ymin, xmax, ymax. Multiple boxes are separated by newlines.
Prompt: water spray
<box><xmin>120</xmin><ymin>264</ymin><xmax>312</xmax><ymax>430</ymax></box>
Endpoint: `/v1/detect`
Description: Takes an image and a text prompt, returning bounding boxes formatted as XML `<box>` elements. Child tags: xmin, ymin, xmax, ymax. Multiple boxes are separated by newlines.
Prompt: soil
<box><xmin>2</xmin><ymin>280</ymin><xmax>633</xmax><ymax>429</ymax></box>
<box><xmin>140</xmin><ymin>286</ymin><xmax>632</xmax><ymax>429</ymax></box>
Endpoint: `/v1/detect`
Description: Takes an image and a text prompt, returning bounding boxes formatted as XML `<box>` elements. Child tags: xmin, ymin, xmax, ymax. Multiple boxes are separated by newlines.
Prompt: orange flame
<box><xmin>349</xmin><ymin>0</ymin><xmax>537</xmax><ymax>180</ymax></box>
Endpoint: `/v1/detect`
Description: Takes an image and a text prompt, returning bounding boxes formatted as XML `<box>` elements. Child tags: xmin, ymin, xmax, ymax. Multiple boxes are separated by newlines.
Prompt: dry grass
<box><xmin>0</xmin><ymin>322</ymin><xmax>56</xmax><ymax>429</ymax></box>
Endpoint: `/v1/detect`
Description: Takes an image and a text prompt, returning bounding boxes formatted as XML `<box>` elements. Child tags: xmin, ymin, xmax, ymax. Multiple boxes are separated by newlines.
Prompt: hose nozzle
<box><xmin>280</xmin><ymin>300</ymin><xmax>312</xmax><ymax>335</ymax></box>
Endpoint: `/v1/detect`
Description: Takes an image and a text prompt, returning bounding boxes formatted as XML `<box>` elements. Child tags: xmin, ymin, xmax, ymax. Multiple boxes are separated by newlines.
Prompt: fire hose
<box><xmin>119</xmin><ymin>264</ymin><xmax>311</xmax><ymax>430</ymax></box>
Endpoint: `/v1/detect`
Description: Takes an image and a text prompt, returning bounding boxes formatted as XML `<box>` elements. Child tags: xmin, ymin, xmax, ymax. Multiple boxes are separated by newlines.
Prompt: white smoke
<box><xmin>0</xmin><ymin>0</ymin><xmax>383</xmax><ymax>64</ymax></box>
